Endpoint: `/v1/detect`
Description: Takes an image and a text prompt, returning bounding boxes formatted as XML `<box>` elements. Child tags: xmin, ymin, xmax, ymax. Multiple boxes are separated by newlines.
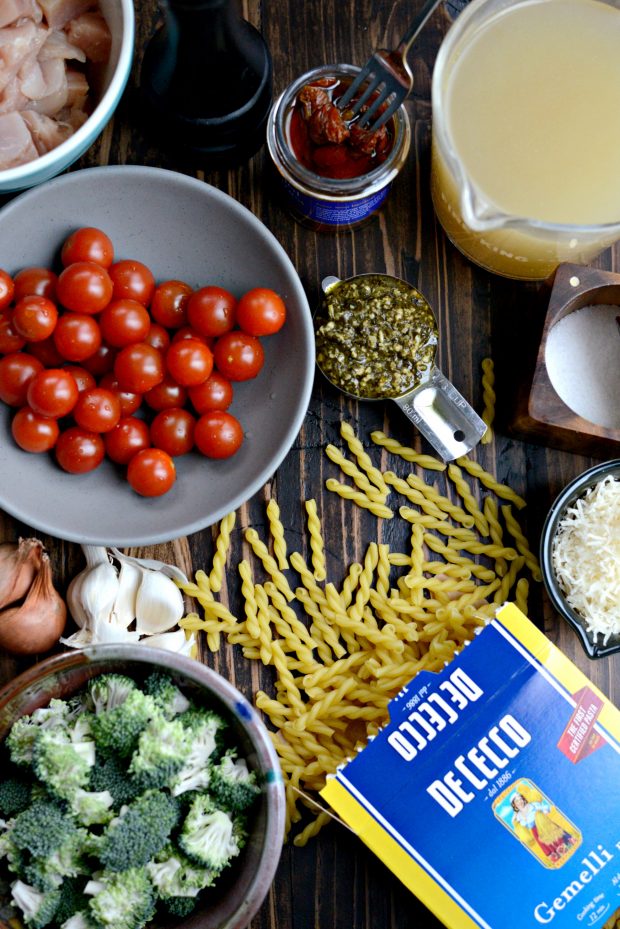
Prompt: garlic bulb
<box><xmin>67</xmin><ymin>547</ymin><xmax>119</xmax><ymax>629</ymax></box>
<box><xmin>135</xmin><ymin>569</ymin><xmax>185</xmax><ymax>635</ymax></box>
<box><xmin>109</xmin><ymin>548</ymin><xmax>189</xmax><ymax>584</ymax></box>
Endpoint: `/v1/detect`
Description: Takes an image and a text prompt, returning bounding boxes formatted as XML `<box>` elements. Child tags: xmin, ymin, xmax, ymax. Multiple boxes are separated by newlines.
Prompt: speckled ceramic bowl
<box><xmin>0</xmin><ymin>646</ymin><xmax>286</xmax><ymax>929</ymax></box>
<box><xmin>0</xmin><ymin>0</ymin><xmax>134</xmax><ymax>193</ymax></box>
<box><xmin>0</xmin><ymin>165</ymin><xmax>314</xmax><ymax>545</ymax></box>
<box><xmin>540</xmin><ymin>459</ymin><xmax>620</xmax><ymax>659</ymax></box>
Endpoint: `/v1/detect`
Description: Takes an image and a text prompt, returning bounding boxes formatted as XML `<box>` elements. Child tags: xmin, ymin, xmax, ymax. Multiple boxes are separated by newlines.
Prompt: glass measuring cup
<box><xmin>315</xmin><ymin>273</ymin><xmax>486</xmax><ymax>461</ymax></box>
<box><xmin>430</xmin><ymin>0</ymin><xmax>620</xmax><ymax>281</ymax></box>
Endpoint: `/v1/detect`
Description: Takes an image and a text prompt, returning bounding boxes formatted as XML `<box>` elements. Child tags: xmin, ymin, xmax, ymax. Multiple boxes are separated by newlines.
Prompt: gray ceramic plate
<box><xmin>0</xmin><ymin>166</ymin><xmax>314</xmax><ymax>546</ymax></box>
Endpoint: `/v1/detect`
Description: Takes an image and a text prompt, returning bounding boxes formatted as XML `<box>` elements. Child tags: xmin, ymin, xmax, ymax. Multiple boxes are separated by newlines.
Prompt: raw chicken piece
<box><xmin>0</xmin><ymin>110</ymin><xmax>38</xmax><ymax>167</ymax></box>
<box><xmin>0</xmin><ymin>0</ymin><xmax>42</xmax><ymax>29</ymax></box>
<box><xmin>65</xmin><ymin>66</ymin><xmax>87</xmax><ymax>107</ymax></box>
<box><xmin>40</xmin><ymin>29</ymin><xmax>86</xmax><ymax>63</ymax></box>
<box><xmin>65</xmin><ymin>11</ymin><xmax>110</xmax><ymax>63</ymax></box>
<box><xmin>28</xmin><ymin>56</ymin><xmax>67</xmax><ymax>114</ymax></box>
<box><xmin>21</xmin><ymin>108</ymin><xmax>71</xmax><ymax>153</ymax></box>
<box><xmin>19</xmin><ymin>58</ymin><xmax>47</xmax><ymax>98</ymax></box>
<box><xmin>0</xmin><ymin>74</ymin><xmax>26</xmax><ymax>112</ymax></box>
<box><xmin>0</xmin><ymin>21</ymin><xmax>47</xmax><ymax>93</ymax></box>
<box><xmin>37</xmin><ymin>0</ymin><xmax>92</xmax><ymax>29</ymax></box>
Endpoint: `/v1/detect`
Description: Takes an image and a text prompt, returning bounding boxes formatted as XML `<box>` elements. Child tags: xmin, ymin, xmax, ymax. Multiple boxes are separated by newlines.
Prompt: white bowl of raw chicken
<box><xmin>0</xmin><ymin>0</ymin><xmax>134</xmax><ymax>192</ymax></box>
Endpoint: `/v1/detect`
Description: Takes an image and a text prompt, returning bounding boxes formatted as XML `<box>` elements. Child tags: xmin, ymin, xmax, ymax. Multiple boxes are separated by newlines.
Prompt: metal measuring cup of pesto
<box><xmin>314</xmin><ymin>273</ymin><xmax>486</xmax><ymax>461</ymax></box>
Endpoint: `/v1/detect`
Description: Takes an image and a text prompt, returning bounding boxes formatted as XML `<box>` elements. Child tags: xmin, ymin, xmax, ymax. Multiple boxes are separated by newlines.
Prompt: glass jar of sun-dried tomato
<box><xmin>266</xmin><ymin>64</ymin><xmax>411</xmax><ymax>231</ymax></box>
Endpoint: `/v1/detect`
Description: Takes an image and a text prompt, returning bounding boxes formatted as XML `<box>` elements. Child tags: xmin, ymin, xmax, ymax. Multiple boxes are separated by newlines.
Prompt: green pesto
<box><xmin>315</xmin><ymin>275</ymin><xmax>437</xmax><ymax>399</ymax></box>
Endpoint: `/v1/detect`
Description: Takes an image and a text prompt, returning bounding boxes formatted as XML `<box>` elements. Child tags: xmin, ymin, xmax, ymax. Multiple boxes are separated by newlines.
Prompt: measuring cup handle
<box><xmin>393</xmin><ymin>367</ymin><xmax>487</xmax><ymax>462</ymax></box>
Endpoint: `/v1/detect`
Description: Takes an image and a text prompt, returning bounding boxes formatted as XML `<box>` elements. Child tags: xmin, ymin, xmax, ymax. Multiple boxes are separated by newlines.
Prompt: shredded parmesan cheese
<box><xmin>551</xmin><ymin>475</ymin><xmax>620</xmax><ymax>644</ymax></box>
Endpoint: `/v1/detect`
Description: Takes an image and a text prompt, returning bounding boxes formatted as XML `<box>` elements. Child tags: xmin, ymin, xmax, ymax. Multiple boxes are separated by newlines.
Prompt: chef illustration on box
<box><xmin>493</xmin><ymin>777</ymin><xmax>581</xmax><ymax>868</ymax></box>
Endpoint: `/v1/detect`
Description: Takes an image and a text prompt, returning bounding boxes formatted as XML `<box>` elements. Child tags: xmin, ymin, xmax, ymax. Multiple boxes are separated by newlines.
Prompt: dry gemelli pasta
<box><xmin>480</xmin><ymin>357</ymin><xmax>496</xmax><ymax>445</ymax></box>
<box><xmin>178</xmin><ymin>426</ymin><xmax>538</xmax><ymax>845</ymax></box>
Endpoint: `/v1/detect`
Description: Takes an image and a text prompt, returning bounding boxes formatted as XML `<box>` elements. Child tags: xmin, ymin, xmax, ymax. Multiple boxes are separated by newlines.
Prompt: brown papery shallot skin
<box><xmin>0</xmin><ymin>537</ymin><xmax>43</xmax><ymax>610</ymax></box>
<box><xmin>0</xmin><ymin>552</ymin><xmax>66</xmax><ymax>654</ymax></box>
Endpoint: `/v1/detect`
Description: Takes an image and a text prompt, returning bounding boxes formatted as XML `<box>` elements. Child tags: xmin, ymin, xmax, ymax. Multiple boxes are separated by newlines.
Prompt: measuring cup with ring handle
<box><xmin>315</xmin><ymin>274</ymin><xmax>487</xmax><ymax>461</ymax></box>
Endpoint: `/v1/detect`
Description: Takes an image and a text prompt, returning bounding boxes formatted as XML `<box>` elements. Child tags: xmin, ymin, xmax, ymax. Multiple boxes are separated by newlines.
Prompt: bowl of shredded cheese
<box><xmin>540</xmin><ymin>460</ymin><xmax>620</xmax><ymax>658</ymax></box>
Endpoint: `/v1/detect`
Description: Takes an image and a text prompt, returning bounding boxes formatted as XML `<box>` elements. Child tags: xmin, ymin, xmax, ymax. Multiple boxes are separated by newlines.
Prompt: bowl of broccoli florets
<box><xmin>0</xmin><ymin>646</ymin><xmax>286</xmax><ymax>929</ymax></box>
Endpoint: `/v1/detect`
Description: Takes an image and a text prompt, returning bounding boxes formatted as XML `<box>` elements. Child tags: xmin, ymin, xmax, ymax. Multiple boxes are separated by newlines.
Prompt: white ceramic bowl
<box><xmin>0</xmin><ymin>0</ymin><xmax>134</xmax><ymax>194</ymax></box>
<box><xmin>0</xmin><ymin>165</ymin><xmax>315</xmax><ymax>546</ymax></box>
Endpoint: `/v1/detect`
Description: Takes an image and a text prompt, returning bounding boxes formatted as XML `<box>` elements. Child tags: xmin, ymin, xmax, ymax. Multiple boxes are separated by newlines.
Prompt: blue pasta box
<box><xmin>321</xmin><ymin>603</ymin><xmax>620</xmax><ymax>929</ymax></box>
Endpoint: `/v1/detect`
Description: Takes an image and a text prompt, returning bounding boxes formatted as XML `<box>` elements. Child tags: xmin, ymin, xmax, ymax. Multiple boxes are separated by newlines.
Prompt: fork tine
<box><xmin>337</xmin><ymin>68</ymin><xmax>371</xmax><ymax>110</ymax></box>
<box><xmin>348</xmin><ymin>74</ymin><xmax>384</xmax><ymax>117</ymax></box>
<box><xmin>363</xmin><ymin>96</ymin><xmax>402</xmax><ymax>134</ymax></box>
<box><xmin>355</xmin><ymin>89</ymin><xmax>394</xmax><ymax>129</ymax></box>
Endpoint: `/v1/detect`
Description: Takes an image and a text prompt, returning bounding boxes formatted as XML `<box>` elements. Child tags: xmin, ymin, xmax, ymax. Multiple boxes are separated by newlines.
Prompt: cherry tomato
<box><xmin>109</xmin><ymin>260</ymin><xmax>155</xmax><ymax>306</ymax></box>
<box><xmin>188</xmin><ymin>371</ymin><xmax>233</xmax><ymax>414</ymax></box>
<box><xmin>114</xmin><ymin>342</ymin><xmax>164</xmax><ymax>393</ymax></box>
<box><xmin>150</xmin><ymin>407</ymin><xmax>195</xmax><ymax>456</ymax></box>
<box><xmin>55</xmin><ymin>427</ymin><xmax>105</xmax><ymax>474</ymax></box>
<box><xmin>194</xmin><ymin>410</ymin><xmax>244</xmax><ymax>459</ymax></box>
<box><xmin>165</xmin><ymin>338</ymin><xmax>213</xmax><ymax>387</ymax></box>
<box><xmin>172</xmin><ymin>326</ymin><xmax>213</xmax><ymax>348</ymax></box>
<box><xmin>212</xmin><ymin>331</ymin><xmax>264</xmax><ymax>381</ymax></box>
<box><xmin>104</xmin><ymin>416</ymin><xmax>150</xmax><ymax>465</ymax></box>
<box><xmin>99</xmin><ymin>299</ymin><xmax>151</xmax><ymax>347</ymax></box>
<box><xmin>127</xmin><ymin>447</ymin><xmax>176</xmax><ymax>497</ymax></box>
<box><xmin>0</xmin><ymin>269</ymin><xmax>14</xmax><ymax>311</ymax></box>
<box><xmin>150</xmin><ymin>280</ymin><xmax>192</xmax><ymax>329</ymax></box>
<box><xmin>80</xmin><ymin>343</ymin><xmax>117</xmax><ymax>378</ymax></box>
<box><xmin>61</xmin><ymin>227</ymin><xmax>114</xmax><ymax>269</ymax></box>
<box><xmin>63</xmin><ymin>366</ymin><xmax>96</xmax><ymax>394</ymax></box>
<box><xmin>13</xmin><ymin>267</ymin><xmax>57</xmax><ymax>303</ymax></box>
<box><xmin>236</xmin><ymin>287</ymin><xmax>287</xmax><ymax>336</ymax></box>
<box><xmin>73</xmin><ymin>387</ymin><xmax>122</xmax><ymax>433</ymax></box>
<box><xmin>53</xmin><ymin>313</ymin><xmax>102</xmax><ymax>363</ymax></box>
<box><xmin>186</xmin><ymin>286</ymin><xmax>237</xmax><ymax>338</ymax></box>
<box><xmin>11</xmin><ymin>406</ymin><xmax>59</xmax><ymax>453</ymax></box>
<box><xmin>99</xmin><ymin>372</ymin><xmax>142</xmax><ymax>417</ymax></box>
<box><xmin>27</xmin><ymin>368</ymin><xmax>79</xmax><ymax>418</ymax></box>
<box><xmin>11</xmin><ymin>295</ymin><xmax>58</xmax><ymax>342</ymax></box>
<box><xmin>0</xmin><ymin>312</ymin><xmax>26</xmax><ymax>354</ymax></box>
<box><xmin>144</xmin><ymin>323</ymin><xmax>171</xmax><ymax>354</ymax></box>
<box><xmin>56</xmin><ymin>261</ymin><xmax>113</xmax><ymax>314</ymax></box>
<box><xmin>0</xmin><ymin>352</ymin><xmax>43</xmax><ymax>406</ymax></box>
<box><xmin>26</xmin><ymin>336</ymin><xmax>64</xmax><ymax>367</ymax></box>
<box><xmin>144</xmin><ymin>374</ymin><xmax>188</xmax><ymax>411</ymax></box>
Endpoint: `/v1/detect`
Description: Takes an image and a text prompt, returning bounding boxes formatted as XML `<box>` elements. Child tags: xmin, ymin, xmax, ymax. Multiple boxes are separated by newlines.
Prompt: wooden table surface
<box><xmin>1</xmin><ymin>1</ymin><xmax>619</xmax><ymax>927</ymax></box>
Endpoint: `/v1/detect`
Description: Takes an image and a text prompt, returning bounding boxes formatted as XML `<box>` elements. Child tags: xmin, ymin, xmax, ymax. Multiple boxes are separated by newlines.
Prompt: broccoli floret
<box><xmin>69</xmin><ymin>789</ymin><xmax>114</xmax><ymax>827</ymax></box>
<box><xmin>209</xmin><ymin>749</ymin><xmax>261</xmax><ymax>813</ymax></box>
<box><xmin>32</xmin><ymin>728</ymin><xmax>95</xmax><ymax>801</ymax></box>
<box><xmin>99</xmin><ymin>789</ymin><xmax>181</xmax><ymax>872</ymax></box>
<box><xmin>49</xmin><ymin>877</ymin><xmax>87</xmax><ymax>927</ymax></box>
<box><xmin>143</xmin><ymin>672</ymin><xmax>191</xmax><ymax>719</ymax></box>
<box><xmin>0</xmin><ymin>820</ymin><xmax>26</xmax><ymax>875</ymax></box>
<box><xmin>87</xmin><ymin>674</ymin><xmax>137</xmax><ymax>714</ymax></box>
<box><xmin>0</xmin><ymin>778</ymin><xmax>32</xmax><ymax>817</ymax></box>
<box><xmin>90</xmin><ymin>690</ymin><xmax>156</xmax><ymax>759</ymax></box>
<box><xmin>162</xmin><ymin>895</ymin><xmax>197</xmax><ymax>918</ymax></box>
<box><xmin>6</xmin><ymin>701</ymin><xmax>74</xmax><ymax>766</ymax></box>
<box><xmin>59</xmin><ymin>913</ymin><xmax>96</xmax><ymax>929</ymax></box>
<box><xmin>146</xmin><ymin>842</ymin><xmax>214</xmax><ymax>900</ymax></box>
<box><xmin>178</xmin><ymin>795</ymin><xmax>243</xmax><ymax>871</ymax></box>
<box><xmin>88</xmin><ymin>755</ymin><xmax>141</xmax><ymax>809</ymax></box>
<box><xmin>84</xmin><ymin>867</ymin><xmax>155</xmax><ymax>929</ymax></box>
<box><xmin>129</xmin><ymin>715</ymin><xmax>191</xmax><ymax>790</ymax></box>
<box><xmin>10</xmin><ymin>800</ymin><xmax>74</xmax><ymax>859</ymax></box>
<box><xmin>10</xmin><ymin>879</ymin><xmax>60</xmax><ymax>928</ymax></box>
<box><xmin>23</xmin><ymin>829</ymin><xmax>90</xmax><ymax>891</ymax></box>
<box><xmin>170</xmin><ymin>708</ymin><xmax>227</xmax><ymax>797</ymax></box>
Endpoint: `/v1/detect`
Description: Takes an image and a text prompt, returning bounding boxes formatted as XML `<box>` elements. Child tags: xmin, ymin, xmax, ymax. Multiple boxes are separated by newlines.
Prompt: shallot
<box><xmin>0</xmin><ymin>537</ymin><xmax>43</xmax><ymax>610</ymax></box>
<box><xmin>0</xmin><ymin>551</ymin><xmax>66</xmax><ymax>654</ymax></box>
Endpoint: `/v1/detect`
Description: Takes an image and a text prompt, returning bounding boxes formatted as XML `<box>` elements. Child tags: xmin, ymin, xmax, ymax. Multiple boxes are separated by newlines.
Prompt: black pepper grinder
<box><xmin>139</xmin><ymin>0</ymin><xmax>273</xmax><ymax>166</ymax></box>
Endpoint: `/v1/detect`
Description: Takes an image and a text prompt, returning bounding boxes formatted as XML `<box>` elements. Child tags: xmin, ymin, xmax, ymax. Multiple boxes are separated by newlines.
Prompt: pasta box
<box><xmin>321</xmin><ymin>603</ymin><xmax>620</xmax><ymax>929</ymax></box>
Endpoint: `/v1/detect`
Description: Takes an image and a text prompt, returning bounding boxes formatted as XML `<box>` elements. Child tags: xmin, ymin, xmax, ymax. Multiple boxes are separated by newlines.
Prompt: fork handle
<box><xmin>397</xmin><ymin>0</ymin><xmax>443</xmax><ymax>55</ymax></box>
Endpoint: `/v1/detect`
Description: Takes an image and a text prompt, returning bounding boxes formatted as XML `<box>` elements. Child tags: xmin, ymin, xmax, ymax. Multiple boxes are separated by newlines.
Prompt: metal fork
<box><xmin>338</xmin><ymin>0</ymin><xmax>443</xmax><ymax>133</ymax></box>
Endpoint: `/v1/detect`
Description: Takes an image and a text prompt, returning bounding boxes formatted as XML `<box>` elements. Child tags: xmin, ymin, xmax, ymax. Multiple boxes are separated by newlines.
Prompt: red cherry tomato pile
<box><xmin>0</xmin><ymin>228</ymin><xmax>287</xmax><ymax>497</ymax></box>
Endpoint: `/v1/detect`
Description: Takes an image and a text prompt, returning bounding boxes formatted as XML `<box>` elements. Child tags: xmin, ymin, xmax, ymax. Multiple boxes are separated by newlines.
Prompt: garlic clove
<box><xmin>66</xmin><ymin>571</ymin><xmax>89</xmax><ymax>629</ymax></box>
<box><xmin>91</xmin><ymin>615</ymin><xmax>141</xmax><ymax>644</ymax></box>
<box><xmin>140</xmin><ymin>628</ymin><xmax>196</xmax><ymax>655</ymax></box>
<box><xmin>110</xmin><ymin>548</ymin><xmax>189</xmax><ymax>584</ymax></box>
<box><xmin>60</xmin><ymin>627</ymin><xmax>94</xmax><ymax>649</ymax></box>
<box><xmin>135</xmin><ymin>568</ymin><xmax>185</xmax><ymax>635</ymax></box>
<box><xmin>110</xmin><ymin>561</ymin><xmax>141</xmax><ymax>629</ymax></box>
<box><xmin>80</xmin><ymin>561</ymin><xmax>120</xmax><ymax>627</ymax></box>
